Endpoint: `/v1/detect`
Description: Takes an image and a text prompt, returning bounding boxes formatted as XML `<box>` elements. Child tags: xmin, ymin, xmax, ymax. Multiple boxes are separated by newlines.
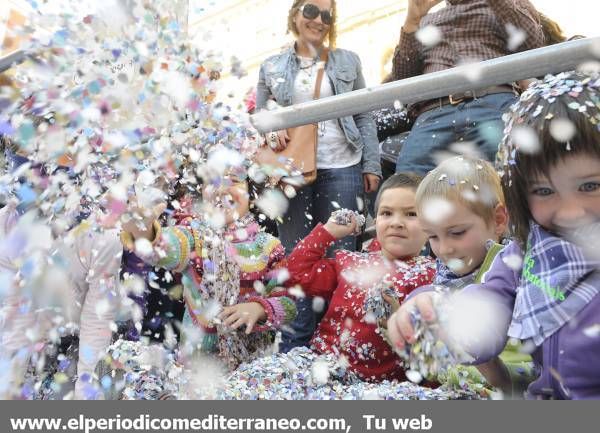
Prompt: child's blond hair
<box><xmin>416</xmin><ymin>156</ymin><xmax>505</xmax><ymax>226</ymax></box>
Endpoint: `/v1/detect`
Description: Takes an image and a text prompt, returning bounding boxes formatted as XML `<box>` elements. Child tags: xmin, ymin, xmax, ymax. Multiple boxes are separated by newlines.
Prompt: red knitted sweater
<box><xmin>287</xmin><ymin>224</ymin><xmax>436</xmax><ymax>381</ymax></box>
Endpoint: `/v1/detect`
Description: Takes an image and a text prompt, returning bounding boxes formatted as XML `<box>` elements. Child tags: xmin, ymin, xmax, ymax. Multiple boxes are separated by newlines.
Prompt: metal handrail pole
<box><xmin>0</xmin><ymin>50</ymin><xmax>26</xmax><ymax>74</ymax></box>
<box><xmin>251</xmin><ymin>37</ymin><xmax>600</xmax><ymax>134</ymax></box>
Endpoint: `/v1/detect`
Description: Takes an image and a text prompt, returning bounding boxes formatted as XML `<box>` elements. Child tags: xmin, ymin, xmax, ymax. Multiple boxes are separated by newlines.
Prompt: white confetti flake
<box><xmin>200</xmin><ymin>299</ymin><xmax>223</xmax><ymax>324</ymax></box>
<box><xmin>276</xmin><ymin>267</ymin><xmax>290</xmax><ymax>284</ymax></box>
<box><xmin>312</xmin><ymin>296</ymin><xmax>326</xmax><ymax>313</ymax></box>
<box><xmin>421</xmin><ymin>198</ymin><xmax>455</xmax><ymax>225</ymax></box>
<box><xmin>416</xmin><ymin>25</ymin><xmax>442</xmax><ymax>47</ymax></box>
<box><xmin>456</xmin><ymin>59</ymin><xmax>484</xmax><ymax>83</ymax></box>
<box><xmin>549</xmin><ymin>118</ymin><xmax>576</xmax><ymax>143</ymax></box>
<box><xmin>583</xmin><ymin>324</ymin><xmax>600</xmax><ymax>338</ymax></box>
<box><xmin>253</xmin><ymin>280</ymin><xmax>266</xmax><ymax>295</ymax></box>
<box><xmin>406</xmin><ymin>370</ymin><xmax>423</xmax><ymax>384</ymax></box>
<box><xmin>121</xmin><ymin>274</ymin><xmax>146</xmax><ymax>296</ymax></box>
<box><xmin>247</xmin><ymin>164</ymin><xmax>267</xmax><ymax>184</ymax></box>
<box><xmin>134</xmin><ymin>238</ymin><xmax>154</xmax><ymax>257</ymax></box>
<box><xmin>256</xmin><ymin>188</ymin><xmax>288</xmax><ymax>219</ymax></box>
<box><xmin>576</xmin><ymin>61</ymin><xmax>600</xmax><ymax>77</ymax></box>
<box><xmin>137</xmin><ymin>170</ymin><xmax>156</xmax><ymax>186</ymax></box>
<box><xmin>288</xmin><ymin>285</ymin><xmax>306</xmax><ymax>299</ymax></box>
<box><xmin>95</xmin><ymin>299</ymin><xmax>111</xmax><ymax>317</ymax></box>
<box><xmin>502</xmin><ymin>254</ymin><xmax>523</xmax><ymax>271</ymax></box>
<box><xmin>135</xmin><ymin>184</ymin><xmax>165</xmax><ymax>209</ymax></box>
<box><xmin>446</xmin><ymin>258</ymin><xmax>466</xmax><ymax>274</ymax></box>
<box><xmin>362</xmin><ymin>389</ymin><xmax>382</xmax><ymax>400</ymax></box>
<box><xmin>159</xmin><ymin>70</ymin><xmax>192</xmax><ymax>109</ymax></box>
<box><xmin>364</xmin><ymin>312</ymin><xmax>377</xmax><ymax>324</ymax></box>
<box><xmin>283</xmin><ymin>184</ymin><xmax>297</xmax><ymax>199</ymax></box>
<box><xmin>446</xmin><ymin>293</ymin><xmax>506</xmax><ymax>356</ymax></box>
<box><xmin>511</xmin><ymin>125</ymin><xmax>540</xmax><ymax>154</ymax></box>
<box><xmin>506</xmin><ymin>23</ymin><xmax>526</xmax><ymax>51</ymax></box>
<box><xmin>235</xmin><ymin>228</ymin><xmax>248</xmax><ymax>241</ymax></box>
<box><xmin>311</xmin><ymin>361</ymin><xmax>330</xmax><ymax>386</ymax></box>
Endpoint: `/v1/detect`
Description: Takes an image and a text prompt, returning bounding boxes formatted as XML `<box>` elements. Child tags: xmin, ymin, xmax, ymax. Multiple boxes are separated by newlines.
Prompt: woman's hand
<box><xmin>218</xmin><ymin>302</ymin><xmax>267</xmax><ymax>334</ymax></box>
<box><xmin>265</xmin><ymin>130</ymin><xmax>290</xmax><ymax>152</ymax></box>
<box><xmin>363</xmin><ymin>173</ymin><xmax>380</xmax><ymax>193</ymax></box>
<box><xmin>386</xmin><ymin>292</ymin><xmax>437</xmax><ymax>350</ymax></box>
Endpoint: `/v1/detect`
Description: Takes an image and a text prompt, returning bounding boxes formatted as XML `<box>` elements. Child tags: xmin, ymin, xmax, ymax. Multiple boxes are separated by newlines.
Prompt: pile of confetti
<box><xmin>93</xmin><ymin>343</ymin><xmax>482</xmax><ymax>400</ymax></box>
<box><xmin>95</xmin><ymin>339</ymin><xmax>183</xmax><ymax>400</ymax></box>
<box><xmin>213</xmin><ymin>347</ymin><xmax>480</xmax><ymax>400</ymax></box>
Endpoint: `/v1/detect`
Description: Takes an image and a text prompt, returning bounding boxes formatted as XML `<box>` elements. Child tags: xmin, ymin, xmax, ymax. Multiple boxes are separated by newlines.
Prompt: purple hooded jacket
<box><xmin>457</xmin><ymin>241</ymin><xmax>600</xmax><ymax>399</ymax></box>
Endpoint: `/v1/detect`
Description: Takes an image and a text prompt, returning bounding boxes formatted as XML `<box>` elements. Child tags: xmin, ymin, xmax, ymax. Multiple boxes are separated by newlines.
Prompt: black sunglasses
<box><xmin>300</xmin><ymin>3</ymin><xmax>333</xmax><ymax>25</ymax></box>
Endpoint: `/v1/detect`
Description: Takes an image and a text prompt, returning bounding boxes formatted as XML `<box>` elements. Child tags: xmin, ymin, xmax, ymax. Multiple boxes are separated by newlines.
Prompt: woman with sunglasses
<box><xmin>256</xmin><ymin>0</ymin><xmax>382</xmax><ymax>353</ymax></box>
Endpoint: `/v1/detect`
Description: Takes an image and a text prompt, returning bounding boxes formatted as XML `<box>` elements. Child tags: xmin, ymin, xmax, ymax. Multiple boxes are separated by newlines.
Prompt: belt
<box><xmin>413</xmin><ymin>85</ymin><xmax>516</xmax><ymax>118</ymax></box>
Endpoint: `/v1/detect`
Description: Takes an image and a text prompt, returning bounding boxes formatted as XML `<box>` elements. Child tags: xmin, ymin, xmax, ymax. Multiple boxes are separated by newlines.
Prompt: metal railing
<box><xmin>250</xmin><ymin>37</ymin><xmax>600</xmax><ymax>134</ymax></box>
<box><xmin>3</xmin><ymin>38</ymin><xmax>599</xmax><ymax>134</ymax></box>
<box><xmin>0</xmin><ymin>50</ymin><xmax>26</xmax><ymax>74</ymax></box>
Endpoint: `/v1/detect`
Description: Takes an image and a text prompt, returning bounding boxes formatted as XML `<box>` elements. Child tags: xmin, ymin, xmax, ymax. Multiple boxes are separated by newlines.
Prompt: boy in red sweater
<box><xmin>286</xmin><ymin>172</ymin><xmax>435</xmax><ymax>382</ymax></box>
<box><xmin>216</xmin><ymin>173</ymin><xmax>436</xmax><ymax>399</ymax></box>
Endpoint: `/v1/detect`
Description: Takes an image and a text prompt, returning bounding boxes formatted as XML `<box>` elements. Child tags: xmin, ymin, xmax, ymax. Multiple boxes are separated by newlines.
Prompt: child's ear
<box><xmin>493</xmin><ymin>203</ymin><xmax>509</xmax><ymax>237</ymax></box>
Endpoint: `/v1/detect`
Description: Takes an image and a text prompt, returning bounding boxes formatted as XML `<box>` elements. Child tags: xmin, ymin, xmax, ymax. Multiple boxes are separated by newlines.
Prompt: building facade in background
<box><xmin>188</xmin><ymin>0</ymin><xmax>408</xmax><ymax>103</ymax></box>
<box><xmin>1</xmin><ymin>0</ymin><xmax>28</xmax><ymax>55</ymax></box>
<box><xmin>2</xmin><ymin>0</ymin><xmax>597</xmax><ymax>100</ymax></box>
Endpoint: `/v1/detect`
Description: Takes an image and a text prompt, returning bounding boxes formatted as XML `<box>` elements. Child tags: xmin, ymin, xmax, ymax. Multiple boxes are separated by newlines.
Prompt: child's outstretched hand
<box><xmin>386</xmin><ymin>292</ymin><xmax>437</xmax><ymax>350</ymax></box>
<box><xmin>218</xmin><ymin>302</ymin><xmax>267</xmax><ymax>334</ymax></box>
<box><xmin>324</xmin><ymin>213</ymin><xmax>358</xmax><ymax>240</ymax></box>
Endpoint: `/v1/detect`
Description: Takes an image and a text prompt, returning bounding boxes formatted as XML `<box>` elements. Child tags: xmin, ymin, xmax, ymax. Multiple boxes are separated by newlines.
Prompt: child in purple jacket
<box><xmin>388</xmin><ymin>71</ymin><xmax>600</xmax><ymax>399</ymax></box>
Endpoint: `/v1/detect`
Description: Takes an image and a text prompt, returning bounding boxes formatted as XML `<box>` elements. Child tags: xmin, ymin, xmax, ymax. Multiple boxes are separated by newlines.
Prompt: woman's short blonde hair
<box><xmin>416</xmin><ymin>156</ymin><xmax>505</xmax><ymax>226</ymax></box>
<box><xmin>287</xmin><ymin>0</ymin><xmax>337</xmax><ymax>49</ymax></box>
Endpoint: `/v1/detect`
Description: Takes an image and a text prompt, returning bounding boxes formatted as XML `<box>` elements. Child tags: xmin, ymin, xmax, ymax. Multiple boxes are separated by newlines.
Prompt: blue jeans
<box><xmin>395</xmin><ymin>92</ymin><xmax>516</xmax><ymax>174</ymax></box>
<box><xmin>278</xmin><ymin>164</ymin><xmax>363</xmax><ymax>353</ymax></box>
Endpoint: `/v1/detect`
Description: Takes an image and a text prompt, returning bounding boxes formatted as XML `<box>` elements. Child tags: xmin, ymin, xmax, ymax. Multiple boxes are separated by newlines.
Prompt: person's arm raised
<box><xmin>403</xmin><ymin>0</ymin><xmax>444</xmax><ymax>33</ymax></box>
<box><xmin>392</xmin><ymin>0</ymin><xmax>442</xmax><ymax>80</ymax></box>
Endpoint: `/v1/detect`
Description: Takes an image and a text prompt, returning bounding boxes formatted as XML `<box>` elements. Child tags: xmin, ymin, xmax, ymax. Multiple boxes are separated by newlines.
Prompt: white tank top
<box><xmin>292</xmin><ymin>56</ymin><xmax>361</xmax><ymax>169</ymax></box>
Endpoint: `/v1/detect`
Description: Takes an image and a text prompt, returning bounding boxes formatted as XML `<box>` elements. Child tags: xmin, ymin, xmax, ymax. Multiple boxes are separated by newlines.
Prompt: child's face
<box><xmin>528</xmin><ymin>153</ymin><xmax>600</xmax><ymax>235</ymax></box>
<box><xmin>420</xmin><ymin>200</ymin><xmax>507</xmax><ymax>276</ymax></box>
<box><xmin>202</xmin><ymin>178</ymin><xmax>250</xmax><ymax>225</ymax></box>
<box><xmin>375</xmin><ymin>187</ymin><xmax>427</xmax><ymax>260</ymax></box>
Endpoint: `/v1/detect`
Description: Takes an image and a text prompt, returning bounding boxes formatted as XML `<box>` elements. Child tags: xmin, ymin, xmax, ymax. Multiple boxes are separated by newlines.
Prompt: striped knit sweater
<box><xmin>140</xmin><ymin>215</ymin><xmax>296</xmax><ymax>354</ymax></box>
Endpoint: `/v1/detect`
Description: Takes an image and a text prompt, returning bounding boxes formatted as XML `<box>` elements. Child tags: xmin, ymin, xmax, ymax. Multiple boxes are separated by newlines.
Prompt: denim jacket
<box><xmin>256</xmin><ymin>46</ymin><xmax>381</xmax><ymax>177</ymax></box>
